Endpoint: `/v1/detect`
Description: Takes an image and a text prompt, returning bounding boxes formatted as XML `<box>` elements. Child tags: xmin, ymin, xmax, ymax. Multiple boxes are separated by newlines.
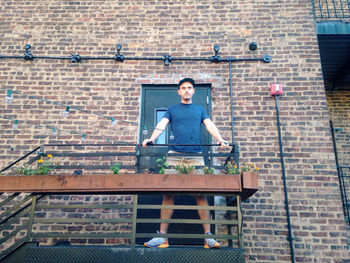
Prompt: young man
<box><xmin>142</xmin><ymin>78</ymin><xmax>229</xmax><ymax>249</ymax></box>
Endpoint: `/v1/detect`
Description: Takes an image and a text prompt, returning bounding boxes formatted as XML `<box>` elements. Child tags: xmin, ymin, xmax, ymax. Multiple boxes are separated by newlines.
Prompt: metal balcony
<box><xmin>0</xmin><ymin>144</ymin><xmax>257</xmax><ymax>263</ymax></box>
<box><xmin>312</xmin><ymin>0</ymin><xmax>350</xmax><ymax>20</ymax></box>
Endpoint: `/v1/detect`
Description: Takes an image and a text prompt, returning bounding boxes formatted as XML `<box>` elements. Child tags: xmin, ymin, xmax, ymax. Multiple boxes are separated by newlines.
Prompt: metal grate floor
<box><xmin>24</xmin><ymin>245</ymin><xmax>245</xmax><ymax>263</ymax></box>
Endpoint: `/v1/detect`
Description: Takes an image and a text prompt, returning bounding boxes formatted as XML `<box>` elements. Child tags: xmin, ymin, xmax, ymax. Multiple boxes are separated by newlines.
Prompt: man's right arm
<box><xmin>142</xmin><ymin>118</ymin><xmax>170</xmax><ymax>147</ymax></box>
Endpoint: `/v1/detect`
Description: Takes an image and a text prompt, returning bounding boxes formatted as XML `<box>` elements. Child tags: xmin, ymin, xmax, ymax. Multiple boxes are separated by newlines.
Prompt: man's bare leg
<box><xmin>159</xmin><ymin>194</ymin><xmax>175</xmax><ymax>238</ymax></box>
<box><xmin>195</xmin><ymin>195</ymin><xmax>211</xmax><ymax>233</ymax></box>
<box><xmin>144</xmin><ymin>194</ymin><xmax>174</xmax><ymax>248</ymax></box>
<box><xmin>195</xmin><ymin>195</ymin><xmax>221</xmax><ymax>248</ymax></box>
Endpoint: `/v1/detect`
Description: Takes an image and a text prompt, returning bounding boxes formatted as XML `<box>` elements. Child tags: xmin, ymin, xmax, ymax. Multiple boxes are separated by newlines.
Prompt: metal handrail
<box><xmin>0</xmin><ymin>194</ymin><xmax>37</xmax><ymax>260</ymax></box>
<box><xmin>339</xmin><ymin>166</ymin><xmax>350</xmax><ymax>228</ymax></box>
<box><xmin>0</xmin><ymin>146</ymin><xmax>40</xmax><ymax>173</ymax></box>
<box><xmin>1</xmin><ymin>143</ymin><xmax>237</xmax><ymax>173</ymax></box>
<box><xmin>312</xmin><ymin>0</ymin><xmax>350</xmax><ymax>20</ymax></box>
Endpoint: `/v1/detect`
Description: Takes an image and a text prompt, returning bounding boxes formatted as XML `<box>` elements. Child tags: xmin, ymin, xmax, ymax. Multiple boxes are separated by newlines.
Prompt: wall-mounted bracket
<box><xmin>210</xmin><ymin>45</ymin><xmax>222</xmax><ymax>63</ymax></box>
<box><xmin>114</xmin><ymin>44</ymin><xmax>124</xmax><ymax>62</ymax></box>
<box><xmin>262</xmin><ymin>54</ymin><xmax>271</xmax><ymax>63</ymax></box>
<box><xmin>163</xmin><ymin>55</ymin><xmax>172</xmax><ymax>66</ymax></box>
<box><xmin>24</xmin><ymin>44</ymin><xmax>34</xmax><ymax>61</ymax></box>
<box><xmin>71</xmin><ymin>54</ymin><xmax>82</xmax><ymax>63</ymax></box>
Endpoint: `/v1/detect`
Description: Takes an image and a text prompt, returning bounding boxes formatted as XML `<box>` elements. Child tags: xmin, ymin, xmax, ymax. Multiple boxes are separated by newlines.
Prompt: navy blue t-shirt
<box><xmin>163</xmin><ymin>103</ymin><xmax>209</xmax><ymax>152</ymax></box>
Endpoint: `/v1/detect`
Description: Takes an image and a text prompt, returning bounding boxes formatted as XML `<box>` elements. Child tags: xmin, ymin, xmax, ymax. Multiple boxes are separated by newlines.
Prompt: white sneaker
<box><xmin>144</xmin><ymin>231</ymin><xmax>169</xmax><ymax>248</ymax></box>
<box><xmin>204</xmin><ymin>232</ymin><xmax>221</xmax><ymax>249</ymax></box>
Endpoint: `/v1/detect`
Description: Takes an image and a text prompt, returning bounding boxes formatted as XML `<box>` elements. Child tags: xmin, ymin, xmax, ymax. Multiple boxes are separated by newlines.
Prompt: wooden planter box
<box><xmin>0</xmin><ymin>173</ymin><xmax>259</xmax><ymax>200</ymax></box>
<box><xmin>241</xmin><ymin>171</ymin><xmax>259</xmax><ymax>200</ymax></box>
<box><xmin>241</xmin><ymin>171</ymin><xmax>259</xmax><ymax>189</ymax></box>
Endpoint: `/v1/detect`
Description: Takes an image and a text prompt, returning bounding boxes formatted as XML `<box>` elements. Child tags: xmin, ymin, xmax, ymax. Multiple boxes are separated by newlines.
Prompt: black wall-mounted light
<box><xmin>24</xmin><ymin>44</ymin><xmax>34</xmax><ymax>60</ymax></box>
<box><xmin>163</xmin><ymin>55</ymin><xmax>172</xmax><ymax>66</ymax></box>
<box><xmin>249</xmin><ymin>42</ymin><xmax>258</xmax><ymax>51</ymax></box>
<box><xmin>214</xmin><ymin>45</ymin><xmax>220</xmax><ymax>56</ymax></box>
<box><xmin>211</xmin><ymin>45</ymin><xmax>221</xmax><ymax>63</ymax></box>
<box><xmin>115</xmin><ymin>44</ymin><xmax>124</xmax><ymax>62</ymax></box>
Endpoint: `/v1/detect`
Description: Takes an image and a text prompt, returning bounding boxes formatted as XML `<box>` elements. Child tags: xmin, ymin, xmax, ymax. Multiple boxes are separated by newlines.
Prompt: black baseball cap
<box><xmin>178</xmin><ymin>78</ymin><xmax>195</xmax><ymax>89</ymax></box>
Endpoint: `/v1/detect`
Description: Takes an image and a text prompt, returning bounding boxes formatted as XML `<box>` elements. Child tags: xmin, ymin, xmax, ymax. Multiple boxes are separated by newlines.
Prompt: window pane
<box><xmin>156</xmin><ymin>110</ymin><xmax>166</xmax><ymax>144</ymax></box>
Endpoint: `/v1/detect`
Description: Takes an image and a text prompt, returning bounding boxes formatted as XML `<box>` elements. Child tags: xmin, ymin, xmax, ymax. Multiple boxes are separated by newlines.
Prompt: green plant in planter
<box><xmin>16</xmin><ymin>165</ymin><xmax>36</xmax><ymax>175</ymax></box>
<box><xmin>156</xmin><ymin>156</ymin><xmax>168</xmax><ymax>174</ymax></box>
<box><xmin>175</xmin><ymin>158</ymin><xmax>194</xmax><ymax>174</ymax></box>
<box><xmin>225</xmin><ymin>161</ymin><xmax>260</xmax><ymax>175</ymax></box>
<box><xmin>225</xmin><ymin>161</ymin><xmax>240</xmax><ymax>175</ymax></box>
<box><xmin>202</xmin><ymin>166</ymin><xmax>214</xmax><ymax>174</ymax></box>
<box><xmin>241</xmin><ymin>162</ymin><xmax>259</xmax><ymax>173</ymax></box>
<box><xmin>15</xmin><ymin>154</ymin><xmax>57</xmax><ymax>175</ymax></box>
<box><xmin>36</xmin><ymin>154</ymin><xmax>57</xmax><ymax>175</ymax></box>
<box><xmin>110</xmin><ymin>163</ymin><xmax>121</xmax><ymax>174</ymax></box>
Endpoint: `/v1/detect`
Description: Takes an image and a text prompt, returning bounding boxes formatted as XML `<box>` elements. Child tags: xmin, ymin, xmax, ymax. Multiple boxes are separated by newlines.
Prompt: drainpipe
<box><xmin>229</xmin><ymin>61</ymin><xmax>235</xmax><ymax>146</ymax></box>
<box><xmin>274</xmin><ymin>95</ymin><xmax>296</xmax><ymax>263</ymax></box>
<box><xmin>229</xmin><ymin>61</ymin><xmax>240</xmax><ymax>163</ymax></box>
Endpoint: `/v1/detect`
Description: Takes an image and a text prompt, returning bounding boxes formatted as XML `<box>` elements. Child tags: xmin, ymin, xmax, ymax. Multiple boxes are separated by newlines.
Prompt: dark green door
<box><xmin>137</xmin><ymin>83</ymin><xmax>213</xmax><ymax>245</ymax></box>
<box><xmin>139</xmin><ymin>84</ymin><xmax>211</xmax><ymax>170</ymax></box>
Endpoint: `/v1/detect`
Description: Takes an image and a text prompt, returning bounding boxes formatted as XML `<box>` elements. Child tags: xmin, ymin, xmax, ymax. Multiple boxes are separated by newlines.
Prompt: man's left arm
<box><xmin>203</xmin><ymin>119</ymin><xmax>229</xmax><ymax>150</ymax></box>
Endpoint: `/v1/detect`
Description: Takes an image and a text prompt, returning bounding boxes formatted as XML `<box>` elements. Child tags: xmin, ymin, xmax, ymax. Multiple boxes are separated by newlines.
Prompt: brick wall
<box><xmin>0</xmin><ymin>0</ymin><xmax>349</xmax><ymax>262</ymax></box>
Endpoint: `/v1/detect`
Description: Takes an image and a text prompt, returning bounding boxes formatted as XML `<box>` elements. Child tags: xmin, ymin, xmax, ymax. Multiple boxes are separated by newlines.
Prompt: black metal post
<box><xmin>229</xmin><ymin>61</ymin><xmax>240</xmax><ymax>164</ymax></box>
<box><xmin>274</xmin><ymin>95</ymin><xmax>295</xmax><ymax>263</ymax></box>
<box><xmin>229</xmin><ymin>61</ymin><xmax>235</xmax><ymax>146</ymax></box>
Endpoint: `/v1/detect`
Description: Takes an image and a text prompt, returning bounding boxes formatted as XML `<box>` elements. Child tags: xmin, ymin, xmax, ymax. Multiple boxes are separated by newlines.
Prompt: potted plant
<box><xmin>15</xmin><ymin>154</ymin><xmax>57</xmax><ymax>176</ymax></box>
<box><xmin>155</xmin><ymin>156</ymin><xmax>168</xmax><ymax>174</ymax></box>
<box><xmin>202</xmin><ymin>166</ymin><xmax>214</xmax><ymax>174</ymax></box>
<box><xmin>225</xmin><ymin>161</ymin><xmax>259</xmax><ymax>190</ymax></box>
<box><xmin>110</xmin><ymin>162</ymin><xmax>121</xmax><ymax>174</ymax></box>
<box><xmin>174</xmin><ymin>158</ymin><xmax>194</xmax><ymax>174</ymax></box>
<box><xmin>224</xmin><ymin>161</ymin><xmax>240</xmax><ymax>175</ymax></box>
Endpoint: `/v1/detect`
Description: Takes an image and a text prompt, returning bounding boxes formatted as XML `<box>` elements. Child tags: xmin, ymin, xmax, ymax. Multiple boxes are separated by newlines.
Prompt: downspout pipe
<box><xmin>274</xmin><ymin>95</ymin><xmax>296</xmax><ymax>263</ymax></box>
<box><xmin>229</xmin><ymin>61</ymin><xmax>240</xmax><ymax>163</ymax></box>
<box><xmin>226</xmin><ymin>61</ymin><xmax>240</xmax><ymax>248</ymax></box>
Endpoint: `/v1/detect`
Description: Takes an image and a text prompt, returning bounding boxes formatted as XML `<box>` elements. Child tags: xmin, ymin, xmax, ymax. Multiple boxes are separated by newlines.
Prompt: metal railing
<box><xmin>1</xmin><ymin>143</ymin><xmax>238</xmax><ymax>174</ymax></box>
<box><xmin>0</xmin><ymin>192</ymin><xmax>243</xmax><ymax>261</ymax></box>
<box><xmin>0</xmin><ymin>143</ymin><xmax>245</xmax><ymax>261</ymax></box>
<box><xmin>312</xmin><ymin>0</ymin><xmax>350</xmax><ymax>20</ymax></box>
<box><xmin>0</xmin><ymin>194</ymin><xmax>39</xmax><ymax>260</ymax></box>
<box><xmin>339</xmin><ymin>166</ymin><xmax>350</xmax><ymax>228</ymax></box>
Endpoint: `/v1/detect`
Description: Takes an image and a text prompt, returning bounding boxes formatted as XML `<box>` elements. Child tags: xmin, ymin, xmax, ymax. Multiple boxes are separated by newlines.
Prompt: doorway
<box><xmin>137</xmin><ymin>83</ymin><xmax>213</xmax><ymax>245</ymax></box>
